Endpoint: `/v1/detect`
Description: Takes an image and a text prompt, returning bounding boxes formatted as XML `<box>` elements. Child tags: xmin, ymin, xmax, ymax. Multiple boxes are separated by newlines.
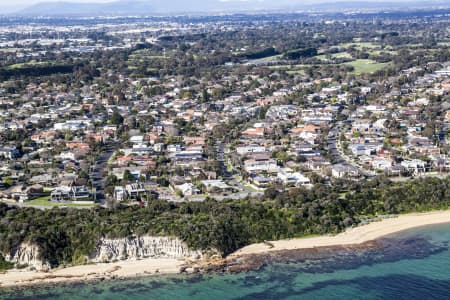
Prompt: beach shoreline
<box><xmin>2</xmin><ymin>210</ymin><xmax>450</xmax><ymax>289</ymax></box>
<box><xmin>228</xmin><ymin>210</ymin><xmax>450</xmax><ymax>257</ymax></box>
<box><xmin>0</xmin><ymin>258</ymin><xmax>185</xmax><ymax>289</ymax></box>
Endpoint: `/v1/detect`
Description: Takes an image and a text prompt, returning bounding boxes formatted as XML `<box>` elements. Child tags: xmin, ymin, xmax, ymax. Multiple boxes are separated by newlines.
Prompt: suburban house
<box><xmin>249</xmin><ymin>174</ymin><xmax>272</xmax><ymax>188</ymax></box>
<box><xmin>277</xmin><ymin>171</ymin><xmax>311</xmax><ymax>186</ymax></box>
<box><xmin>242</xmin><ymin>127</ymin><xmax>266</xmax><ymax>137</ymax></box>
<box><xmin>401</xmin><ymin>159</ymin><xmax>427</xmax><ymax>174</ymax></box>
<box><xmin>0</xmin><ymin>147</ymin><xmax>20</xmax><ymax>159</ymax></box>
<box><xmin>236</xmin><ymin>145</ymin><xmax>267</xmax><ymax>156</ymax></box>
<box><xmin>8</xmin><ymin>184</ymin><xmax>44</xmax><ymax>202</ymax></box>
<box><xmin>72</xmin><ymin>186</ymin><xmax>91</xmax><ymax>202</ymax></box>
<box><xmin>176</xmin><ymin>183</ymin><xmax>201</xmax><ymax>196</ymax></box>
<box><xmin>331</xmin><ymin>164</ymin><xmax>360</xmax><ymax>178</ymax></box>
<box><xmin>51</xmin><ymin>186</ymin><xmax>73</xmax><ymax>201</ymax></box>
<box><xmin>244</xmin><ymin>158</ymin><xmax>279</xmax><ymax>173</ymax></box>
<box><xmin>114</xmin><ymin>186</ymin><xmax>126</xmax><ymax>202</ymax></box>
<box><xmin>183</xmin><ymin>136</ymin><xmax>206</xmax><ymax>146</ymax></box>
<box><xmin>371</xmin><ymin>158</ymin><xmax>393</xmax><ymax>170</ymax></box>
<box><xmin>51</xmin><ymin>185</ymin><xmax>91</xmax><ymax>202</ymax></box>
<box><xmin>125</xmin><ymin>183</ymin><xmax>150</xmax><ymax>201</ymax></box>
<box><xmin>201</xmin><ymin>180</ymin><xmax>232</xmax><ymax>193</ymax></box>
<box><xmin>350</xmin><ymin>143</ymin><xmax>383</xmax><ymax>156</ymax></box>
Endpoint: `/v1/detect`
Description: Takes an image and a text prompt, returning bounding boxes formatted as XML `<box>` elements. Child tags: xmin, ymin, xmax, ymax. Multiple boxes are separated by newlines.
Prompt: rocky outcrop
<box><xmin>3</xmin><ymin>243</ymin><xmax>50</xmax><ymax>271</ymax></box>
<box><xmin>90</xmin><ymin>236</ymin><xmax>210</xmax><ymax>263</ymax></box>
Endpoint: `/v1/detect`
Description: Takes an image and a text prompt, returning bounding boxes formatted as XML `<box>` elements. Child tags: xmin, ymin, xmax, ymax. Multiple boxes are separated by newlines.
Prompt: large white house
<box><xmin>277</xmin><ymin>172</ymin><xmax>310</xmax><ymax>186</ymax></box>
<box><xmin>277</xmin><ymin>172</ymin><xmax>311</xmax><ymax>186</ymax></box>
<box><xmin>244</xmin><ymin>159</ymin><xmax>279</xmax><ymax>173</ymax></box>
<box><xmin>236</xmin><ymin>145</ymin><xmax>267</xmax><ymax>156</ymax></box>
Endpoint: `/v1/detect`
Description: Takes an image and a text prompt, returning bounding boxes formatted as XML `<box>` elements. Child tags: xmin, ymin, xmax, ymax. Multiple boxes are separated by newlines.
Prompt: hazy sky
<box><xmin>0</xmin><ymin>0</ymin><xmax>113</xmax><ymax>12</ymax></box>
<box><xmin>0</xmin><ymin>0</ymin><xmax>423</xmax><ymax>13</ymax></box>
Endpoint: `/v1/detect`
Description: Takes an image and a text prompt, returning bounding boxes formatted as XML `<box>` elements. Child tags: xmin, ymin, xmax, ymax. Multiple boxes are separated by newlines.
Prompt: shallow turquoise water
<box><xmin>2</xmin><ymin>223</ymin><xmax>450</xmax><ymax>299</ymax></box>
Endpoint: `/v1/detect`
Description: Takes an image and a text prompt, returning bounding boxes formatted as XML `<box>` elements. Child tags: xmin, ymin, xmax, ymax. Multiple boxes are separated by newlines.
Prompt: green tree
<box><xmin>110</xmin><ymin>110</ymin><xmax>124</xmax><ymax>125</ymax></box>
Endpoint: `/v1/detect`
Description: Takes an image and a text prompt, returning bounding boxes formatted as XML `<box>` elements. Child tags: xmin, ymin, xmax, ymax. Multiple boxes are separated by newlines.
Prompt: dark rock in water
<box><xmin>204</xmin><ymin>236</ymin><xmax>447</xmax><ymax>275</ymax></box>
<box><xmin>92</xmin><ymin>288</ymin><xmax>103</xmax><ymax>294</ymax></box>
<box><xmin>184</xmin><ymin>274</ymin><xmax>204</xmax><ymax>284</ymax></box>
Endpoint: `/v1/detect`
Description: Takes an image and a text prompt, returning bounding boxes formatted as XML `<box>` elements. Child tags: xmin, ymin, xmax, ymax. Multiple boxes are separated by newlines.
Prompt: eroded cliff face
<box><xmin>3</xmin><ymin>236</ymin><xmax>210</xmax><ymax>270</ymax></box>
<box><xmin>3</xmin><ymin>243</ymin><xmax>50</xmax><ymax>271</ymax></box>
<box><xmin>90</xmin><ymin>236</ymin><xmax>208</xmax><ymax>263</ymax></box>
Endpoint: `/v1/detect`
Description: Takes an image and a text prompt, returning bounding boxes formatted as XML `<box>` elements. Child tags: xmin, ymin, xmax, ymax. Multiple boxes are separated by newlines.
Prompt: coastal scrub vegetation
<box><xmin>0</xmin><ymin>254</ymin><xmax>13</xmax><ymax>272</ymax></box>
<box><xmin>0</xmin><ymin>176</ymin><xmax>449</xmax><ymax>268</ymax></box>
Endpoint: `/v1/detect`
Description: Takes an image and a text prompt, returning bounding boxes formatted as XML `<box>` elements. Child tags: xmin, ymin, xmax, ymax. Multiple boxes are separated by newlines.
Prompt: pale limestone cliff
<box><xmin>4</xmin><ymin>243</ymin><xmax>50</xmax><ymax>271</ymax></box>
<box><xmin>90</xmin><ymin>236</ymin><xmax>207</xmax><ymax>263</ymax></box>
<box><xmin>3</xmin><ymin>236</ymin><xmax>210</xmax><ymax>270</ymax></box>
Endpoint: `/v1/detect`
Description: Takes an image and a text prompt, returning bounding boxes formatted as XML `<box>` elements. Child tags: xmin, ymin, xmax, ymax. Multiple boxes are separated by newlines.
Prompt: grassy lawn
<box><xmin>267</xmin><ymin>64</ymin><xmax>308</xmax><ymax>69</ymax></box>
<box><xmin>315</xmin><ymin>52</ymin><xmax>352</xmax><ymax>61</ymax></box>
<box><xmin>245</xmin><ymin>54</ymin><xmax>283</xmax><ymax>65</ymax></box>
<box><xmin>341</xmin><ymin>42</ymin><xmax>379</xmax><ymax>50</ymax></box>
<box><xmin>130</xmin><ymin>54</ymin><xmax>166</xmax><ymax>59</ymax></box>
<box><xmin>255</xmin><ymin>54</ymin><xmax>282</xmax><ymax>62</ymax></box>
<box><xmin>332</xmin><ymin>52</ymin><xmax>352</xmax><ymax>58</ymax></box>
<box><xmin>286</xmin><ymin>70</ymin><xmax>306</xmax><ymax>75</ymax></box>
<box><xmin>370</xmin><ymin>50</ymin><xmax>397</xmax><ymax>55</ymax></box>
<box><xmin>127</xmin><ymin>49</ymin><xmax>169</xmax><ymax>71</ymax></box>
<box><xmin>6</xmin><ymin>61</ymin><xmax>52</xmax><ymax>70</ymax></box>
<box><xmin>27</xmin><ymin>196</ymin><xmax>97</xmax><ymax>208</ymax></box>
<box><xmin>129</xmin><ymin>49</ymin><xmax>168</xmax><ymax>58</ymax></box>
<box><xmin>345</xmin><ymin>59</ymin><xmax>391</xmax><ymax>74</ymax></box>
<box><xmin>268</xmin><ymin>58</ymin><xmax>389</xmax><ymax>75</ymax></box>
<box><xmin>267</xmin><ymin>64</ymin><xmax>308</xmax><ymax>75</ymax></box>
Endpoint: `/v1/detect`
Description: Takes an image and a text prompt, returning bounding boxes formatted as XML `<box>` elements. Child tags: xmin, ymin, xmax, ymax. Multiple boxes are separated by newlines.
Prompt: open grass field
<box><xmin>265</xmin><ymin>58</ymin><xmax>390</xmax><ymax>75</ymax></box>
<box><xmin>267</xmin><ymin>64</ymin><xmax>308</xmax><ymax>69</ymax></box>
<box><xmin>286</xmin><ymin>69</ymin><xmax>306</xmax><ymax>75</ymax></box>
<box><xmin>127</xmin><ymin>49</ymin><xmax>173</xmax><ymax>73</ymax></box>
<box><xmin>370</xmin><ymin>50</ymin><xmax>398</xmax><ymax>55</ymax></box>
<box><xmin>341</xmin><ymin>42</ymin><xmax>380</xmax><ymax>50</ymax></box>
<box><xmin>5</xmin><ymin>61</ymin><xmax>52</xmax><ymax>70</ymax></box>
<box><xmin>245</xmin><ymin>54</ymin><xmax>283</xmax><ymax>65</ymax></box>
<box><xmin>315</xmin><ymin>52</ymin><xmax>353</xmax><ymax>61</ymax></box>
<box><xmin>265</xmin><ymin>64</ymin><xmax>307</xmax><ymax>75</ymax></box>
<box><xmin>345</xmin><ymin>59</ymin><xmax>391</xmax><ymax>74</ymax></box>
<box><xmin>27</xmin><ymin>196</ymin><xmax>97</xmax><ymax>208</ymax></box>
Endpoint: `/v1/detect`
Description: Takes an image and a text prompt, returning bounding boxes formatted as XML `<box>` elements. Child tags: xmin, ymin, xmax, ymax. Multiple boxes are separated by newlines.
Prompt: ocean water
<box><xmin>2</xmin><ymin>223</ymin><xmax>450</xmax><ymax>300</ymax></box>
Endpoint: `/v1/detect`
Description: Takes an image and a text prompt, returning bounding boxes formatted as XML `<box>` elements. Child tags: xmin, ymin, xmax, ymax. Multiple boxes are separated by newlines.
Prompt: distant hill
<box><xmin>18</xmin><ymin>0</ymin><xmax>239</xmax><ymax>16</ymax></box>
<box><xmin>16</xmin><ymin>0</ymin><xmax>450</xmax><ymax>17</ymax></box>
<box><xmin>18</xmin><ymin>0</ymin><xmax>154</xmax><ymax>16</ymax></box>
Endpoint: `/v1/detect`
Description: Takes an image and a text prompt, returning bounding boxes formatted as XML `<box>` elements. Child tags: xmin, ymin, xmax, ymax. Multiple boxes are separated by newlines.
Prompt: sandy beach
<box><xmin>230</xmin><ymin>210</ymin><xmax>450</xmax><ymax>257</ymax></box>
<box><xmin>2</xmin><ymin>210</ymin><xmax>450</xmax><ymax>288</ymax></box>
<box><xmin>0</xmin><ymin>258</ymin><xmax>184</xmax><ymax>288</ymax></box>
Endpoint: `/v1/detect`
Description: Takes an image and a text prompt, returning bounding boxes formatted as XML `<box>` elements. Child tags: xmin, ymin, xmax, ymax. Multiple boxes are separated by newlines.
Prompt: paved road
<box><xmin>327</xmin><ymin>123</ymin><xmax>346</xmax><ymax>164</ymax></box>
<box><xmin>327</xmin><ymin>122</ymin><xmax>376</xmax><ymax>178</ymax></box>
<box><xmin>216</xmin><ymin>140</ymin><xmax>233</xmax><ymax>178</ymax></box>
<box><xmin>90</xmin><ymin>143</ymin><xmax>116</xmax><ymax>206</ymax></box>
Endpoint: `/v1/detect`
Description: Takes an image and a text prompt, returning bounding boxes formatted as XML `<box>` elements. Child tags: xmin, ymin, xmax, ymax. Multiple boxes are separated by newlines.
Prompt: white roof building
<box><xmin>277</xmin><ymin>172</ymin><xmax>310</xmax><ymax>186</ymax></box>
